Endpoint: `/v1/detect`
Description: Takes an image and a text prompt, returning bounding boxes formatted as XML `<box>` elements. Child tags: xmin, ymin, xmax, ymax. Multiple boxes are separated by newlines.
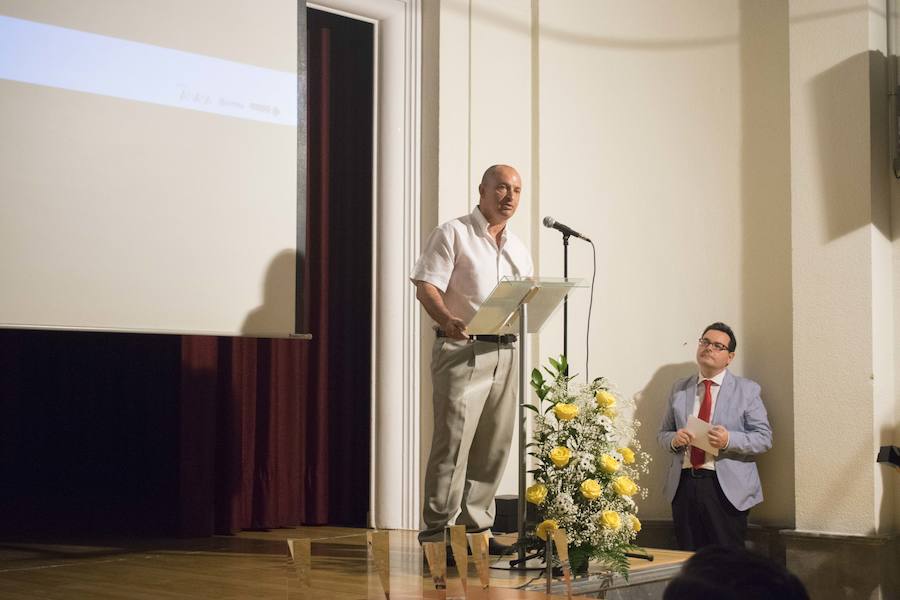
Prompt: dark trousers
<box><xmin>672</xmin><ymin>469</ymin><xmax>749</xmax><ymax>550</ymax></box>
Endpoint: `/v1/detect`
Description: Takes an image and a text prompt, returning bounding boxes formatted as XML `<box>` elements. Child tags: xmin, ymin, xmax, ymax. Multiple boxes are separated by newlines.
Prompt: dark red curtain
<box><xmin>178</xmin><ymin>9</ymin><xmax>374</xmax><ymax>536</ymax></box>
<box><xmin>178</xmin><ymin>336</ymin><xmax>325</xmax><ymax>535</ymax></box>
<box><xmin>0</xmin><ymin>330</ymin><xmax>182</xmax><ymax>536</ymax></box>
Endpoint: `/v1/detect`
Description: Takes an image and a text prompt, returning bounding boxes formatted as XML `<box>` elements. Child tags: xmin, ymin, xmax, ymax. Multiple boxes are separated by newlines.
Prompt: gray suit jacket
<box><xmin>657</xmin><ymin>370</ymin><xmax>772</xmax><ymax>511</ymax></box>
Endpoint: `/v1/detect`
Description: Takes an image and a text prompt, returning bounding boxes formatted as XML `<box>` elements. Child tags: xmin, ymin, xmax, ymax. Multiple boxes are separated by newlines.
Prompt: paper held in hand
<box><xmin>686</xmin><ymin>414</ymin><xmax>719</xmax><ymax>456</ymax></box>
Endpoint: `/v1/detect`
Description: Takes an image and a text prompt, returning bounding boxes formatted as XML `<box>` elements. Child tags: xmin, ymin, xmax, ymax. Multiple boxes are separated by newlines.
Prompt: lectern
<box><xmin>467</xmin><ymin>276</ymin><xmax>585</xmax><ymax>567</ymax></box>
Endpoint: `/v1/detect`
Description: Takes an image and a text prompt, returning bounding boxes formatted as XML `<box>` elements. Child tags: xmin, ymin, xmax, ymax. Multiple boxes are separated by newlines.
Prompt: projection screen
<box><xmin>0</xmin><ymin>0</ymin><xmax>301</xmax><ymax>336</ymax></box>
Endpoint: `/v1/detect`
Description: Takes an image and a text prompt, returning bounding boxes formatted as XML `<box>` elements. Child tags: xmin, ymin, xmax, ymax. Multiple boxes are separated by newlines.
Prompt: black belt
<box><xmin>436</xmin><ymin>330</ymin><xmax>517</xmax><ymax>344</ymax></box>
<box><xmin>682</xmin><ymin>468</ymin><xmax>716</xmax><ymax>479</ymax></box>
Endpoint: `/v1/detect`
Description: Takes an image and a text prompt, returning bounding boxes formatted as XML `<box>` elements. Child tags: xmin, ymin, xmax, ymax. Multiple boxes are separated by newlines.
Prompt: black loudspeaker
<box><xmin>877</xmin><ymin>445</ymin><xmax>899</xmax><ymax>468</ymax></box>
<box><xmin>493</xmin><ymin>495</ymin><xmax>539</xmax><ymax>534</ymax></box>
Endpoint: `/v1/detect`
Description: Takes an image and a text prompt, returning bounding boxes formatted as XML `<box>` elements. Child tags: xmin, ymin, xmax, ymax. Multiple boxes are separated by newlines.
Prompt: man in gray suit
<box><xmin>658</xmin><ymin>322</ymin><xmax>772</xmax><ymax>550</ymax></box>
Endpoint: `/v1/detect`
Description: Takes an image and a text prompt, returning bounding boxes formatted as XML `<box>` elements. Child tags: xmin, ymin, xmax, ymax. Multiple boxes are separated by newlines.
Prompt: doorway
<box><xmin>306</xmin><ymin>7</ymin><xmax>374</xmax><ymax>525</ymax></box>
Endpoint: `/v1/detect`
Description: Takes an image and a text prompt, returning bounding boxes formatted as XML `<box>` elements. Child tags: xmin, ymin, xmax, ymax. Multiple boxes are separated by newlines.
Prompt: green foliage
<box><xmin>526</xmin><ymin>355</ymin><xmax>652</xmax><ymax>582</ymax></box>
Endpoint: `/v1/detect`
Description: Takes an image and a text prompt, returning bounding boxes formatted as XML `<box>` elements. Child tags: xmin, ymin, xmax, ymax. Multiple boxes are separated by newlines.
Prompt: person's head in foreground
<box><xmin>663</xmin><ymin>545</ymin><xmax>809</xmax><ymax>600</ymax></box>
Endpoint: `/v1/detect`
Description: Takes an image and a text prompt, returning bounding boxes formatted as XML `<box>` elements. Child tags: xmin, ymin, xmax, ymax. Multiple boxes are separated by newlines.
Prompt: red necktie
<box><xmin>691</xmin><ymin>379</ymin><xmax>713</xmax><ymax>468</ymax></box>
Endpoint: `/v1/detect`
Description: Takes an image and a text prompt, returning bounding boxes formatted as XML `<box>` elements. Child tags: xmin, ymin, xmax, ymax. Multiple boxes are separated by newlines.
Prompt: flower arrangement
<box><xmin>526</xmin><ymin>356</ymin><xmax>650</xmax><ymax>578</ymax></box>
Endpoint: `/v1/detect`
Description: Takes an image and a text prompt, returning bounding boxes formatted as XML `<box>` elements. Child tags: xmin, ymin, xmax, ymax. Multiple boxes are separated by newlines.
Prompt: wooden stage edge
<box><xmin>0</xmin><ymin>526</ymin><xmax>690</xmax><ymax>599</ymax></box>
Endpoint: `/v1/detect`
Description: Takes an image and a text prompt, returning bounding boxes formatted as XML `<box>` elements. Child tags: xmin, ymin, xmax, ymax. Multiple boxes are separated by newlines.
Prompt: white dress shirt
<box><xmin>410</xmin><ymin>206</ymin><xmax>533</xmax><ymax>325</ymax></box>
<box><xmin>681</xmin><ymin>369</ymin><xmax>727</xmax><ymax>470</ymax></box>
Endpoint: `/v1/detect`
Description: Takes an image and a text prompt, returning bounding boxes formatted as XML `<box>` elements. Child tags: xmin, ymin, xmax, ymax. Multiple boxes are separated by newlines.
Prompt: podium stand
<box><xmin>468</xmin><ymin>276</ymin><xmax>585</xmax><ymax>568</ymax></box>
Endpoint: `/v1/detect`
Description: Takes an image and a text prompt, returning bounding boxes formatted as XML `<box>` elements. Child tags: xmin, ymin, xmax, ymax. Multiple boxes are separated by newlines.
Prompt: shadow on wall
<box><xmin>242</xmin><ymin>249</ymin><xmax>296</xmax><ymax>336</ymax></box>
<box><xmin>738</xmin><ymin>0</ymin><xmax>794</xmax><ymax>528</ymax></box>
<box><xmin>810</xmin><ymin>52</ymin><xmax>887</xmax><ymax>241</ymax></box>
<box><xmin>633</xmin><ymin>361</ymin><xmax>695</xmax><ymax>517</ymax></box>
<box><xmin>866</xmin><ymin>49</ymin><xmax>891</xmax><ymax>240</ymax></box>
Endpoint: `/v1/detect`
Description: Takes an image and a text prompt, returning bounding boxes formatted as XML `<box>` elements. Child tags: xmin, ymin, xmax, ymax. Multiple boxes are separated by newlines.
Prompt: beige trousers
<box><xmin>419</xmin><ymin>337</ymin><xmax>518</xmax><ymax>543</ymax></box>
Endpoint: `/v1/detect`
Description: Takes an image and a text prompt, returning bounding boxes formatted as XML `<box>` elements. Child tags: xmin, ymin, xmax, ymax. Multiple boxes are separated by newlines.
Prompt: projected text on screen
<box><xmin>0</xmin><ymin>15</ymin><xmax>297</xmax><ymax>126</ymax></box>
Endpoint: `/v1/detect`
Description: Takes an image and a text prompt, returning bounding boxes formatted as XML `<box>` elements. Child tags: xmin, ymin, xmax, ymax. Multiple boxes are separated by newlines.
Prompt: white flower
<box><xmin>528</xmin><ymin>358</ymin><xmax>651</xmax><ymax>578</ymax></box>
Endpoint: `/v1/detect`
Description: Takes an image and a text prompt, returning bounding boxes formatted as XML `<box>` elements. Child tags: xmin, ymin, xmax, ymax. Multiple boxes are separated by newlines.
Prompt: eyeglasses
<box><xmin>698</xmin><ymin>338</ymin><xmax>729</xmax><ymax>352</ymax></box>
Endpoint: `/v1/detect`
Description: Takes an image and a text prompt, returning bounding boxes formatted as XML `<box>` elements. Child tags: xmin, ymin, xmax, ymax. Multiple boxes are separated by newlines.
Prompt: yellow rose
<box><xmin>612</xmin><ymin>476</ymin><xmax>638</xmax><ymax>497</ymax></box>
<box><xmin>602</xmin><ymin>406</ymin><xmax>617</xmax><ymax>419</ymax></box>
<box><xmin>600</xmin><ymin>510</ymin><xmax>621</xmax><ymax>530</ymax></box>
<box><xmin>580</xmin><ymin>479</ymin><xmax>602</xmax><ymax>500</ymax></box>
<box><xmin>629</xmin><ymin>515</ymin><xmax>642</xmax><ymax>532</ymax></box>
<box><xmin>618</xmin><ymin>447</ymin><xmax>635</xmax><ymax>464</ymax></box>
<box><xmin>595</xmin><ymin>390</ymin><xmax>616</xmax><ymax>409</ymax></box>
<box><xmin>550</xmin><ymin>446</ymin><xmax>572</xmax><ymax>468</ymax></box>
<box><xmin>535</xmin><ymin>519</ymin><xmax>559</xmax><ymax>540</ymax></box>
<box><xmin>599</xmin><ymin>454</ymin><xmax>620</xmax><ymax>474</ymax></box>
<box><xmin>526</xmin><ymin>483</ymin><xmax>548</xmax><ymax>505</ymax></box>
<box><xmin>553</xmin><ymin>402</ymin><xmax>579</xmax><ymax>421</ymax></box>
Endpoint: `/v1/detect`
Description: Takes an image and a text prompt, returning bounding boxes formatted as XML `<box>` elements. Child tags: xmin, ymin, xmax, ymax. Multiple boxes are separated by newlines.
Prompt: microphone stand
<box><xmin>563</xmin><ymin>233</ymin><xmax>570</xmax><ymax>374</ymax></box>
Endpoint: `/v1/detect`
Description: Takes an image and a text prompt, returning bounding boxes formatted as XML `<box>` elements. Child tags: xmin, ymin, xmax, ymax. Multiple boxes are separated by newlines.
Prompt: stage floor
<box><xmin>0</xmin><ymin>527</ymin><xmax>690</xmax><ymax>599</ymax></box>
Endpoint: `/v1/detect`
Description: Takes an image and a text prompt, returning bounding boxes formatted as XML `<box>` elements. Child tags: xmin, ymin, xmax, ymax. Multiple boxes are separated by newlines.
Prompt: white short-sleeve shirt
<box><xmin>410</xmin><ymin>206</ymin><xmax>534</xmax><ymax>325</ymax></box>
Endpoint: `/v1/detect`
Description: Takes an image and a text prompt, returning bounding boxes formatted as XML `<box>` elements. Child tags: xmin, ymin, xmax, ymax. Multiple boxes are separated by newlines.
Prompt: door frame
<box><xmin>305</xmin><ymin>0</ymin><xmax>422</xmax><ymax>530</ymax></box>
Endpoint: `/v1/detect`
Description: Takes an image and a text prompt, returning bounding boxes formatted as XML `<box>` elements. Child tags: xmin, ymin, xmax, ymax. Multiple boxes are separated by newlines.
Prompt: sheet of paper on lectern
<box><xmin>465</xmin><ymin>277</ymin><xmax>586</xmax><ymax>335</ymax></box>
<box><xmin>465</xmin><ymin>278</ymin><xmax>535</xmax><ymax>334</ymax></box>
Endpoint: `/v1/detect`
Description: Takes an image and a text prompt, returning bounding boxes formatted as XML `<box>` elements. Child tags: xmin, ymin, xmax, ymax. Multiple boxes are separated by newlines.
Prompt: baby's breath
<box><xmin>528</xmin><ymin>357</ymin><xmax>651</xmax><ymax>578</ymax></box>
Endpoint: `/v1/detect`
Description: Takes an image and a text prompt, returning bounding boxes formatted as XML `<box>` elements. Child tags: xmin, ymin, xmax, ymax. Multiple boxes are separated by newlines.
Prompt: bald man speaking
<box><xmin>410</xmin><ymin>165</ymin><xmax>533</xmax><ymax>553</ymax></box>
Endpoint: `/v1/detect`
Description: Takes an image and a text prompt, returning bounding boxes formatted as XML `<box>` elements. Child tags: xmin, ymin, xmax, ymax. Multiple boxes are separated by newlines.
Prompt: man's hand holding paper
<box><xmin>686</xmin><ymin>415</ymin><xmax>720</xmax><ymax>456</ymax></box>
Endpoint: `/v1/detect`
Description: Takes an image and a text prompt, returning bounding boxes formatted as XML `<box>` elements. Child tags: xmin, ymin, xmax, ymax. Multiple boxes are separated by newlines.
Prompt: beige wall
<box><xmin>421</xmin><ymin>0</ymin><xmax>536</xmax><ymax>506</ymax></box>
<box><xmin>789</xmin><ymin>0</ymin><xmax>896</xmax><ymax>535</ymax></box>
<box><xmin>789</xmin><ymin>0</ymin><xmax>874</xmax><ymax>534</ymax></box>
<box><xmin>420</xmin><ymin>0</ymin><xmax>897</xmax><ymax>534</ymax></box>
<box><xmin>894</xmin><ymin>43</ymin><xmax>900</xmax><ymax>537</ymax></box>
<box><xmin>534</xmin><ymin>0</ymin><xmax>793</xmax><ymax>525</ymax></box>
<box><xmin>889</xmin><ymin>0</ymin><xmax>900</xmax><ymax>537</ymax></box>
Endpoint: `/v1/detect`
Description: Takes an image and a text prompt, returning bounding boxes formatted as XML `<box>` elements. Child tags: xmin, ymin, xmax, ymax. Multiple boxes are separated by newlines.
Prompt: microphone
<box><xmin>542</xmin><ymin>216</ymin><xmax>591</xmax><ymax>242</ymax></box>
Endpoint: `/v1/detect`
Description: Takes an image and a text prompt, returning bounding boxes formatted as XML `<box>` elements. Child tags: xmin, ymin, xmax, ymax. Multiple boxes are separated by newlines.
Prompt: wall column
<box><xmin>787</xmin><ymin>1</ymin><xmax>897</xmax><ymax>596</ymax></box>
